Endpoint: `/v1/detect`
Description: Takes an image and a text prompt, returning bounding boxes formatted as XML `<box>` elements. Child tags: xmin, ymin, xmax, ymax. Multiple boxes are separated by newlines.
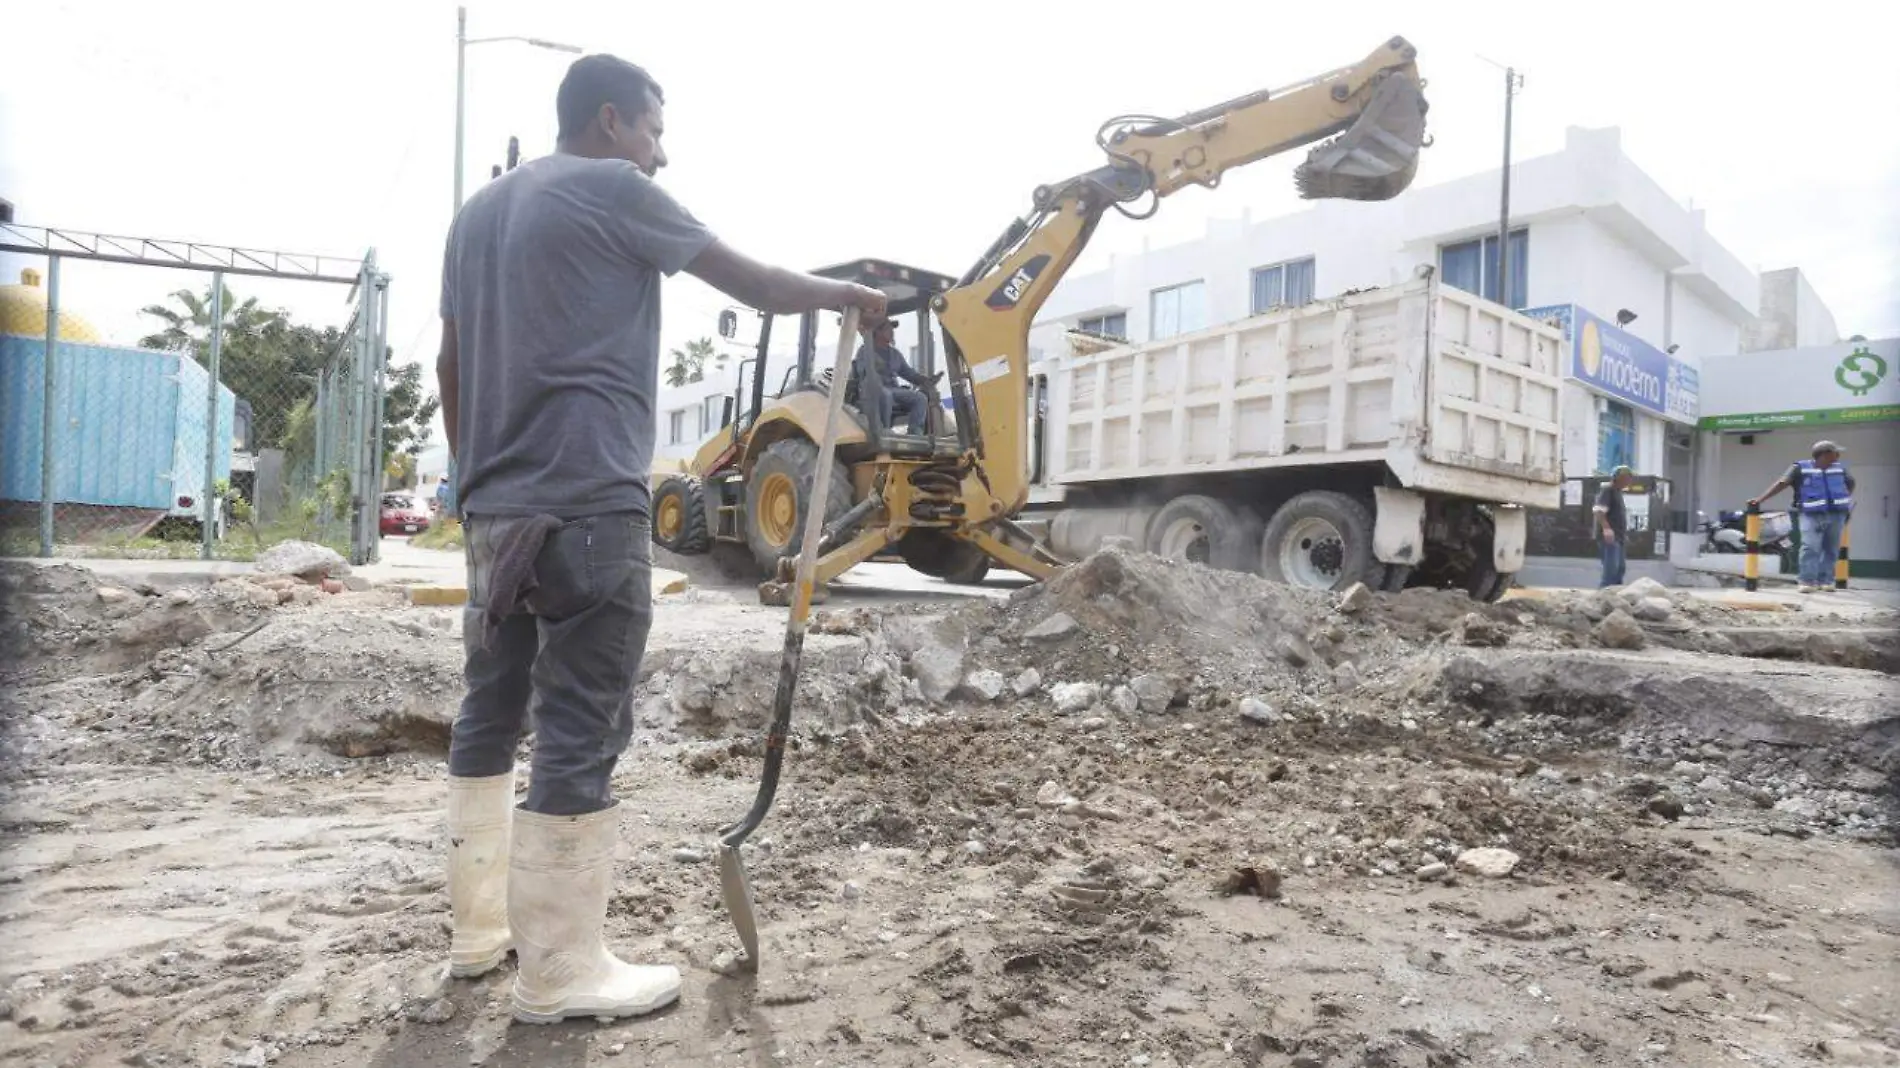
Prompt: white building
<box><xmin>1030</xmin><ymin>125</ymin><xmax>1769</xmax><ymax>534</ymax></box>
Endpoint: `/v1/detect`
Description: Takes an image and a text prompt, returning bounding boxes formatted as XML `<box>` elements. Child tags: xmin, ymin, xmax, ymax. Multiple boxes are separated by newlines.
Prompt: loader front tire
<box><xmin>744</xmin><ymin>438</ymin><xmax>852</xmax><ymax>578</ymax></box>
<box><xmin>652</xmin><ymin>476</ymin><xmax>712</xmax><ymax>555</ymax></box>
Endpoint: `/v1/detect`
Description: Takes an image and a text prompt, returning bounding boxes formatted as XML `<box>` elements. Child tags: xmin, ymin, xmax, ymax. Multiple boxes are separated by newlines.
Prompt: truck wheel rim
<box><xmin>657</xmin><ymin>495</ymin><xmax>683</xmax><ymax>541</ymax></box>
<box><xmin>1280</xmin><ymin>516</ymin><xmax>1345</xmax><ymax>588</ymax></box>
<box><xmin>758</xmin><ymin>472</ymin><xmax>798</xmax><ymax>548</ymax></box>
<box><xmin>1154</xmin><ymin>517</ymin><xmax>1211</xmax><ymax>565</ymax></box>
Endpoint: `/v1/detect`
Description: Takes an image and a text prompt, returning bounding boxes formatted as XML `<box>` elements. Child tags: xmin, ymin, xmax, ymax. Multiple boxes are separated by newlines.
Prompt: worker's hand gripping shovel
<box><xmin>717</xmin><ymin>306</ymin><xmax>863</xmax><ymax>973</ymax></box>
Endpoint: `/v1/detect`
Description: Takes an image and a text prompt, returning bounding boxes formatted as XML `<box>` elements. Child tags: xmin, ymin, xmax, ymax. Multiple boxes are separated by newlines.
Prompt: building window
<box><xmin>1077</xmin><ymin>311</ymin><xmax>1127</xmax><ymax>339</ymax></box>
<box><xmin>1149</xmin><ymin>281</ymin><xmax>1207</xmax><ymax>341</ymax></box>
<box><xmin>702</xmin><ymin>394</ymin><xmax>725</xmax><ymax>433</ymax></box>
<box><xmin>667</xmin><ymin>409</ymin><xmax>686</xmax><ymax>445</ymax></box>
<box><xmin>1250</xmin><ymin>257</ymin><xmax>1316</xmax><ymax>314</ymax></box>
<box><xmin>1440</xmin><ymin>229</ymin><xmax>1529</xmax><ymax>309</ymax></box>
<box><xmin>1597</xmin><ymin>400</ymin><xmax>1635</xmax><ymax>474</ymax></box>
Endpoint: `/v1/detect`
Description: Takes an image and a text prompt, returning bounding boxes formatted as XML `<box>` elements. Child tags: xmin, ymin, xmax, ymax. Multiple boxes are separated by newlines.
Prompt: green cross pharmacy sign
<box><xmin>1698</xmin><ymin>340</ymin><xmax>1900</xmax><ymax>431</ymax></box>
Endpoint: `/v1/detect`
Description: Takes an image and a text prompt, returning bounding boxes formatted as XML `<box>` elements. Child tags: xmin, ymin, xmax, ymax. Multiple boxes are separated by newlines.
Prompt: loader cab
<box><xmin>716</xmin><ymin>258</ymin><xmax>961</xmax><ymax>461</ymax></box>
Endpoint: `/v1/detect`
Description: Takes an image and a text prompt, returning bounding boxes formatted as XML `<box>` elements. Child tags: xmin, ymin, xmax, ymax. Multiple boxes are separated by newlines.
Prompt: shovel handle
<box><xmin>720</xmin><ymin>306</ymin><xmax>863</xmax><ymax>850</ymax></box>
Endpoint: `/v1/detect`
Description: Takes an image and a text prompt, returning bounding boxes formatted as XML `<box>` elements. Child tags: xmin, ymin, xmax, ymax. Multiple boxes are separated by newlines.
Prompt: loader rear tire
<box><xmin>744</xmin><ymin>438</ymin><xmax>852</xmax><ymax>578</ymax></box>
<box><xmin>1145</xmin><ymin>494</ymin><xmax>1260</xmax><ymax>572</ymax></box>
<box><xmin>652</xmin><ymin>476</ymin><xmax>712</xmax><ymax>555</ymax></box>
<box><xmin>1258</xmin><ymin>490</ymin><xmax>1376</xmax><ymax>592</ymax></box>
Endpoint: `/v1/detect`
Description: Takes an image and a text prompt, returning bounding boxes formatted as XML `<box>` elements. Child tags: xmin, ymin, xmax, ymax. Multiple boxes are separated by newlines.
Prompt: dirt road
<box><xmin>2</xmin><ymin>554</ymin><xmax>1895</xmax><ymax>1067</ymax></box>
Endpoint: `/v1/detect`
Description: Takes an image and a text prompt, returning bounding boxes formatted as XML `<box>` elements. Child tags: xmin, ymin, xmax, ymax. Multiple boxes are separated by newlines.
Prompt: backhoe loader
<box><xmin>652</xmin><ymin>37</ymin><xmax>1429</xmax><ymax>594</ymax></box>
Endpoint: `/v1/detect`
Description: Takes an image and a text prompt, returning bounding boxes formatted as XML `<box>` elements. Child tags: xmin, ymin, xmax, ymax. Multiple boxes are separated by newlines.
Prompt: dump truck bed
<box><xmin>1047</xmin><ymin>275</ymin><xmax>1565</xmax><ymax>508</ymax></box>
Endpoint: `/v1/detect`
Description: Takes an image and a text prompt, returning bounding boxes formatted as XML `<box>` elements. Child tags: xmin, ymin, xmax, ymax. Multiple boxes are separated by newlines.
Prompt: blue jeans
<box><xmin>1798</xmin><ymin>511</ymin><xmax>1847</xmax><ymax>587</ymax></box>
<box><xmin>876</xmin><ymin>387</ymin><xmax>928</xmax><ymax>435</ymax></box>
<box><xmin>448</xmin><ymin>512</ymin><xmax>653</xmax><ymax>815</ymax></box>
<box><xmin>1598</xmin><ymin>537</ymin><xmax>1626</xmax><ymax>588</ymax></box>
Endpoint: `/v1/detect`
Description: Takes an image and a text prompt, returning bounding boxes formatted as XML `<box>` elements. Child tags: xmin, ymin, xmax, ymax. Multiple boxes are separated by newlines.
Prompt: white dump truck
<box><xmin>1020</xmin><ymin>270</ymin><xmax>1566</xmax><ymax>601</ymax></box>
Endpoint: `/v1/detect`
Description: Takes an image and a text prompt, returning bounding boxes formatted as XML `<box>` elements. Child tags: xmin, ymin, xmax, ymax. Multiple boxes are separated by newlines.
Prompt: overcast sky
<box><xmin>5</xmin><ymin>0</ymin><xmax>1897</xmax><ymax>446</ymax></box>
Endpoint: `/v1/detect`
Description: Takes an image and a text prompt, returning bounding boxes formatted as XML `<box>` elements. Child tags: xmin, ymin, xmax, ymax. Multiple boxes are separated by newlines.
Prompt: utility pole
<box><xmin>1496</xmin><ymin>66</ymin><xmax>1525</xmax><ymax>307</ymax></box>
<box><xmin>454</xmin><ymin>6</ymin><xmax>467</xmax><ymax>215</ymax></box>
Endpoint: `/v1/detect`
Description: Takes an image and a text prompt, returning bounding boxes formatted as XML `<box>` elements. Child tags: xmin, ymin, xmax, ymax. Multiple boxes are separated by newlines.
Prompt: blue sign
<box><xmin>1518</xmin><ymin>303</ymin><xmax>1698</xmax><ymax>424</ymax></box>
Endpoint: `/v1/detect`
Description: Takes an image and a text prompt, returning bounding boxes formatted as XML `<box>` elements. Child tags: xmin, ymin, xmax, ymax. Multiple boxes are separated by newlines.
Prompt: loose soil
<box><xmin>2</xmin><ymin>553</ymin><xmax>1896</xmax><ymax>1068</ymax></box>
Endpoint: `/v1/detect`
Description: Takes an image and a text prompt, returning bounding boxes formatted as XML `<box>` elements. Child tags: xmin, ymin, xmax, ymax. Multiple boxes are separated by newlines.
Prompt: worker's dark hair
<box><xmin>556</xmin><ymin>54</ymin><xmax>664</xmax><ymax>140</ymax></box>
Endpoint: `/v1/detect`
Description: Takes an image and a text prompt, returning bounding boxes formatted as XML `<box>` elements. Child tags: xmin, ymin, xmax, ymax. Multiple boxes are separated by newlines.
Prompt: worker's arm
<box><xmin>889</xmin><ymin>346</ymin><xmax>935</xmax><ymax>387</ymax></box>
<box><xmin>687</xmin><ymin>241</ymin><xmax>886</xmax><ymax>318</ymax></box>
<box><xmin>1591</xmin><ymin>490</ymin><xmax>1616</xmax><ymax>543</ymax></box>
<box><xmin>1748</xmin><ymin>467</ymin><xmax>1797</xmax><ymax>507</ymax></box>
<box><xmin>436</xmin><ymin>321</ymin><xmax>459</xmax><ymax>462</ymax></box>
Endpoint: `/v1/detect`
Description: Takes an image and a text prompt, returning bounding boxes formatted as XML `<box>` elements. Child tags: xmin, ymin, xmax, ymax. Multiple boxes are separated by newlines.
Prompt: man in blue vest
<box><xmin>1748</xmin><ymin>440</ymin><xmax>1854</xmax><ymax>592</ymax></box>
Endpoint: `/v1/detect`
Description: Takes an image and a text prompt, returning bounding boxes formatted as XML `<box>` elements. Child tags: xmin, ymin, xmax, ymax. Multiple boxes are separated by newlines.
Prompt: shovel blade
<box><xmin>717</xmin><ymin>843</ymin><xmax>761</xmax><ymax>972</ymax></box>
<box><xmin>1294</xmin><ymin>71</ymin><xmax>1428</xmax><ymax>202</ymax></box>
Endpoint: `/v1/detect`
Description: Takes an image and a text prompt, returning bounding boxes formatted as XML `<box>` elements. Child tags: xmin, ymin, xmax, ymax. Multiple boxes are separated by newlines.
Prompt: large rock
<box><xmin>1024</xmin><ymin>612</ymin><xmax>1080</xmax><ymax>642</ymax></box>
<box><xmin>961</xmin><ymin>668</ymin><xmax>1007</xmax><ymax>702</ymax></box>
<box><xmin>1631</xmin><ymin>596</ymin><xmax>1674</xmax><ymax>622</ymax></box>
<box><xmin>1618</xmin><ymin>577</ymin><xmax>1671</xmax><ymax>603</ymax></box>
<box><xmin>1594</xmin><ymin>609</ymin><xmax>1647</xmax><ymax>650</ymax></box>
<box><xmin>1130</xmin><ymin>673</ymin><xmax>1177</xmax><ymax>714</ymax></box>
<box><xmin>1011</xmin><ymin>667</ymin><xmax>1043</xmax><ymax>697</ymax></box>
<box><xmin>1336</xmin><ymin>582</ymin><xmax>1374</xmax><ymax>615</ymax></box>
<box><xmin>908</xmin><ymin>643</ymin><xmax>965</xmax><ymax>704</ymax></box>
<box><xmin>255</xmin><ymin>540</ymin><xmax>351</xmax><ymax>580</ymax></box>
<box><xmin>1454</xmin><ymin>847</ymin><xmax>1521</xmax><ymax>879</ymax></box>
<box><xmin>1050</xmin><ymin>682</ymin><xmax>1101</xmax><ymax>714</ymax></box>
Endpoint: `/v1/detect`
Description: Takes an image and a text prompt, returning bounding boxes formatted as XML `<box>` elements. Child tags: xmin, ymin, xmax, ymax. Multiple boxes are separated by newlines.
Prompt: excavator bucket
<box><xmin>1294</xmin><ymin>72</ymin><xmax>1428</xmax><ymax>202</ymax></box>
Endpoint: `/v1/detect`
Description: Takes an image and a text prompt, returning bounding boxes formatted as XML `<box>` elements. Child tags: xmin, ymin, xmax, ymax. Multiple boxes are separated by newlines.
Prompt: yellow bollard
<box><xmin>1743</xmin><ymin>502</ymin><xmax>1761</xmax><ymax>592</ymax></box>
<box><xmin>1835</xmin><ymin>519</ymin><xmax>1851</xmax><ymax>590</ymax></box>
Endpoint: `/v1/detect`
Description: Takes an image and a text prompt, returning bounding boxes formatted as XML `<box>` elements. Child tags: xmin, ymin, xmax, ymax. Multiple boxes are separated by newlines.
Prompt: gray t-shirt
<box><xmin>440</xmin><ymin>153</ymin><xmax>715</xmax><ymax>519</ymax></box>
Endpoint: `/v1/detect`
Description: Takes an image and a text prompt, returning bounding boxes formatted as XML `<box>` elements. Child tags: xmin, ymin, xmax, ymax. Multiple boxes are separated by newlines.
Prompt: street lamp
<box><xmin>453</xmin><ymin>6</ymin><xmax>581</xmax><ymax>214</ymax></box>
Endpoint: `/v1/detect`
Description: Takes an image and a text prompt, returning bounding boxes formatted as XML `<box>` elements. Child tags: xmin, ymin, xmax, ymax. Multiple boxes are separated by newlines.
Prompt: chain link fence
<box><xmin>0</xmin><ymin>238</ymin><xmax>397</xmax><ymax>566</ymax></box>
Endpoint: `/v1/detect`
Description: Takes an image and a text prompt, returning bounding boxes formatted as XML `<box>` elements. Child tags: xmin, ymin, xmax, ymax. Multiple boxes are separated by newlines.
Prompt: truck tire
<box><xmin>1460</xmin><ymin>514</ymin><xmax>1515</xmax><ymax>603</ymax></box>
<box><xmin>1145</xmin><ymin>494</ymin><xmax>1260</xmax><ymax>572</ymax></box>
<box><xmin>652</xmin><ymin>476</ymin><xmax>711</xmax><ymax>554</ymax></box>
<box><xmin>744</xmin><ymin>437</ymin><xmax>853</xmax><ymax>577</ymax></box>
<box><xmin>1258</xmin><ymin>490</ymin><xmax>1376</xmax><ymax>592</ymax></box>
<box><xmin>899</xmin><ymin>531</ymin><xmax>992</xmax><ymax>586</ymax></box>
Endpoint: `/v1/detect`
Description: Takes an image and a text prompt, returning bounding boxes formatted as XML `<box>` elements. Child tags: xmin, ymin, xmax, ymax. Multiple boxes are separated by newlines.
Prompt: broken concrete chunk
<box><xmin>1130</xmin><ymin>673</ymin><xmax>1176</xmax><ymax>714</ymax></box>
<box><xmin>961</xmin><ymin>668</ymin><xmax>1007</xmax><ymax>702</ymax></box>
<box><xmin>254</xmin><ymin>539</ymin><xmax>351</xmax><ymax>580</ymax></box>
<box><xmin>1632</xmin><ymin>596</ymin><xmax>1673</xmax><ymax>622</ymax></box>
<box><xmin>1330</xmin><ymin>662</ymin><xmax>1362</xmax><ymax>691</ymax></box>
<box><xmin>1415</xmin><ymin>861</ymin><xmax>1450</xmax><ymax>882</ymax></box>
<box><xmin>1336</xmin><ymin>582</ymin><xmax>1374</xmax><ymax>615</ymax></box>
<box><xmin>1593</xmin><ymin>610</ymin><xmax>1647</xmax><ymax>650</ymax></box>
<box><xmin>908</xmin><ymin>643</ymin><xmax>965</xmax><ymax>703</ymax></box>
<box><xmin>95</xmin><ymin>585</ymin><xmax>132</xmax><ymax>605</ymax></box>
<box><xmin>1024</xmin><ymin>612</ymin><xmax>1080</xmax><ymax>642</ymax></box>
<box><xmin>1454</xmin><ymin>847</ymin><xmax>1521</xmax><ymax>879</ymax></box>
<box><xmin>1108</xmin><ymin>685</ymin><xmax>1140</xmax><ymax>716</ymax></box>
<box><xmin>1238</xmin><ymin>697</ymin><xmax>1277</xmax><ymax>726</ymax></box>
<box><xmin>1011</xmin><ymin>667</ymin><xmax>1043</xmax><ymax>697</ymax></box>
<box><xmin>1619</xmin><ymin>576</ymin><xmax>1671</xmax><ymax>603</ymax></box>
<box><xmin>1454</xmin><ymin>612</ymin><xmax>1510</xmax><ymax>648</ymax></box>
<box><xmin>1050</xmin><ymin>682</ymin><xmax>1101</xmax><ymax>714</ymax></box>
<box><xmin>1274</xmin><ymin>634</ymin><xmax>1314</xmax><ymax>668</ymax></box>
<box><xmin>1036</xmin><ymin>781</ymin><xmax>1077</xmax><ymax>808</ymax></box>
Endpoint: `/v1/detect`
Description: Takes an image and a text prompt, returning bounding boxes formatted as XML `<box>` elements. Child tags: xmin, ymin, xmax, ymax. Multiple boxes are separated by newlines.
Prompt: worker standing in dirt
<box><xmin>1594</xmin><ymin>465</ymin><xmax>1634</xmax><ymax>588</ymax></box>
<box><xmin>435</xmin><ymin>53</ymin><xmax>886</xmax><ymax>1025</ymax></box>
<box><xmin>1748</xmin><ymin>439</ymin><xmax>1855</xmax><ymax>593</ymax></box>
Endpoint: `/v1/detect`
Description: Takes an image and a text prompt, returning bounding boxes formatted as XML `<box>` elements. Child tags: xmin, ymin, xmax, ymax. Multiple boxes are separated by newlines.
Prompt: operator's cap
<box><xmin>1812</xmin><ymin>439</ymin><xmax>1841</xmax><ymax>456</ymax></box>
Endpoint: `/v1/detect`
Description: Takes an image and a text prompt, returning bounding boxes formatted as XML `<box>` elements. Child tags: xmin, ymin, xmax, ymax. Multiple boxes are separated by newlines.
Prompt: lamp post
<box><xmin>447</xmin><ymin>7</ymin><xmax>579</xmax><ymax>513</ymax></box>
<box><xmin>456</xmin><ymin>6</ymin><xmax>581</xmax><ymax>211</ymax></box>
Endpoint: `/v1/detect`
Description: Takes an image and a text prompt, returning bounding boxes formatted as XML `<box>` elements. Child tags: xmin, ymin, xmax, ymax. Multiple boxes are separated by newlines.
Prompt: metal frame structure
<box><xmin>0</xmin><ymin>222</ymin><xmax>389</xmax><ymax>566</ymax></box>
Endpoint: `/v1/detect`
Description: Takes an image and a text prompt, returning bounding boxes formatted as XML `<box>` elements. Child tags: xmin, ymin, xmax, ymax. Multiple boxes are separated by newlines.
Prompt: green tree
<box><xmin>139</xmin><ymin>284</ymin><xmax>435</xmax><ymax>471</ymax></box>
<box><xmin>663</xmin><ymin>337</ymin><xmax>718</xmax><ymax>388</ymax></box>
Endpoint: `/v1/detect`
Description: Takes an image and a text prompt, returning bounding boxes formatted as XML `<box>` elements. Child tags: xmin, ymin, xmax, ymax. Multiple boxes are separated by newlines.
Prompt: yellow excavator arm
<box><xmin>933</xmin><ymin>36</ymin><xmax>1428</xmax><ymax>519</ymax></box>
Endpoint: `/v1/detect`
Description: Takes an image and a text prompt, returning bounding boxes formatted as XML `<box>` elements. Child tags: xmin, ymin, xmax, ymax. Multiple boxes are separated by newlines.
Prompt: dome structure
<box><xmin>0</xmin><ymin>267</ymin><xmax>106</xmax><ymax>342</ymax></box>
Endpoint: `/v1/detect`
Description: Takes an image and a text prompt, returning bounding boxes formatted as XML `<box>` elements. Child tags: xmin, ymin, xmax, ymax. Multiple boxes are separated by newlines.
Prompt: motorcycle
<box><xmin>1698</xmin><ymin>508</ymin><xmax>1796</xmax><ymax>571</ymax></box>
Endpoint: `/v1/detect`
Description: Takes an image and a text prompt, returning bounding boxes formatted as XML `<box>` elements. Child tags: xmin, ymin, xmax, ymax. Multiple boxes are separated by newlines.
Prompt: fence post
<box><xmin>38</xmin><ymin>256</ymin><xmax>61</xmax><ymax>558</ymax></box>
<box><xmin>367</xmin><ymin>274</ymin><xmax>391</xmax><ymax>565</ymax></box>
<box><xmin>201</xmin><ymin>271</ymin><xmax>225</xmax><ymax>561</ymax></box>
<box><xmin>1835</xmin><ymin>518</ymin><xmax>1851</xmax><ymax>590</ymax></box>
<box><xmin>1743</xmin><ymin>501</ymin><xmax>1761</xmax><ymax>593</ymax></box>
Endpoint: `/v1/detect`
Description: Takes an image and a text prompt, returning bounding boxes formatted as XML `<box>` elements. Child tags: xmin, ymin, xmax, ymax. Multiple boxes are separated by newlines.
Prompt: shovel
<box><xmin>717</xmin><ymin>304</ymin><xmax>864</xmax><ymax>973</ymax></box>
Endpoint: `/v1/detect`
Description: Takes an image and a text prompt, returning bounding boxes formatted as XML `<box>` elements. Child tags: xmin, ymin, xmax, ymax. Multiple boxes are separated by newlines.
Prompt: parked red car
<box><xmin>379</xmin><ymin>493</ymin><xmax>432</xmax><ymax>537</ymax></box>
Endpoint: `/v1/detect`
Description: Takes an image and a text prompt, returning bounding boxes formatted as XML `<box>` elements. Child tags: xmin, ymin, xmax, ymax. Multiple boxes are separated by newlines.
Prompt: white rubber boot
<box><xmin>508</xmin><ymin>804</ymin><xmax>681</xmax><ymax>1024</ymax></box>
<box><xmin>447</xmin><ymin>772</ymin><xmax>515</xmax><ymax>978</ymax></box>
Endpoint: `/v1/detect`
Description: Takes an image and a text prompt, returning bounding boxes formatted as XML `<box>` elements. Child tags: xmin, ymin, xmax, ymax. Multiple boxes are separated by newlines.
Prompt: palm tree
<box><xmin>663</xmin><ymin>338</ymin><xmax>718</xmax><ymax>388</ymax></box>
<box><xmin>138</xmin><ymin>282</ymin><xmax>275</xmax><ymax>362</ymax></box>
